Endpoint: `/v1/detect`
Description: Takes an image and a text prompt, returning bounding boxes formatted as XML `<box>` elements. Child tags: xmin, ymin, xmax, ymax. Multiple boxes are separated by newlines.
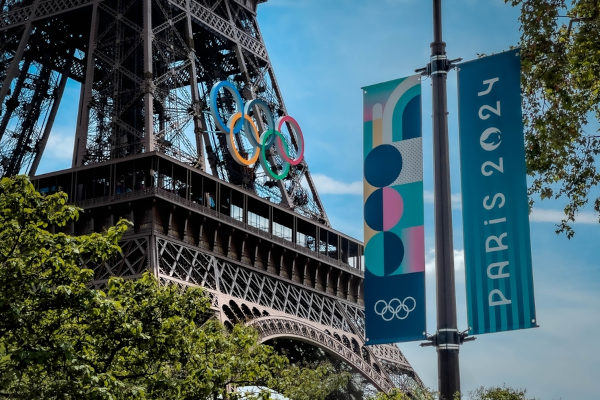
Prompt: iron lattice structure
<box><xmin>1</xmin><ymin>0</ymin><xmax>422</xmax><ymax>392</ymax></box>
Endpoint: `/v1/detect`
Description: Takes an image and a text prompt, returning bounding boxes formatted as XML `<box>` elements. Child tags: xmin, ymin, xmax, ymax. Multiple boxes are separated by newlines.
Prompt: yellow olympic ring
<box><xmin>227</xmin><ymin>112</ymin><xmax>261</xmax><ymax>166</ymax></box>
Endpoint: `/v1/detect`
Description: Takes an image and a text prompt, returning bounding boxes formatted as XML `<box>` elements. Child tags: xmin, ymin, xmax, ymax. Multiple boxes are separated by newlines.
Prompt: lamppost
<box><xmin>420</xmin><ymin>1</ymin><xmax>463</xmax><ymax>398</ymax></box>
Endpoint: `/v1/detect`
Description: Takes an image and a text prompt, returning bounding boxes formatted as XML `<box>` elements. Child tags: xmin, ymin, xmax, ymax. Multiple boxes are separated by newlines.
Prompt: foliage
<box><xmin>269</xmin><ymin>339</ymin><xmax>359</xmax><ymax>400</ymax></box>
<box><xmin>367</xmin><ymin>383</ymin><xmax>436</xmax><ymax>400</ymax></box>
<box><xmin>368</xmin><ymin>384</ymin><xmax>535</xmax><ymax>400</ymax></box>
<box><xmin>0</xmin><ymin>175</ymin><xmax>346</xmax><ymax>399</ymax></box>
<box><xmin>268</xmin><ymin>362</ymin><xmax>350</xmax><ymax>400</ymax></box>
<box><xmin>507</xmin><ymin>0</ymin><xmax>600</xmax><ymax>237</ymax></box>
<box><xmin>469</xmin><ymin>385</ymin><xmax>533</xmax><ymax>400</ymax></box>
<box><xmin>368</xmin><ymin>388</ymin><xmax>411</xmax><ymax>400</ymax></box>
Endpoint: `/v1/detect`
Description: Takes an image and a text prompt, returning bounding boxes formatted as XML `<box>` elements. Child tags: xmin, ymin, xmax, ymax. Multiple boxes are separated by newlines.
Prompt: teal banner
<box><xmin>363</xmin><ymin>76</ymin><xmax>425</xmax><ymax>344</ymax></box>
<box><xmin>457</xmin><ymin>49</ymin><xmax>537</xmax><ymax>335</ymax></box>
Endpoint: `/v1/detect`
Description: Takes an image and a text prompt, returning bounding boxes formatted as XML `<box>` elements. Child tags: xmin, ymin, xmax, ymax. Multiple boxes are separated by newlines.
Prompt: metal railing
<box><xmin>75</xmin><ymin>187</ymin><xmax>363</xmax><ymax>273</ymax></box>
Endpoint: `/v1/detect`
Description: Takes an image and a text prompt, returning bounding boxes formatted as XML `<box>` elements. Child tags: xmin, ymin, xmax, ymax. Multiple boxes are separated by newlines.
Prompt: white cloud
<box><xmin>311</xmin><ymin>173</ymin><xmax>362</xmax><ymax>195</ymax></box>
<box><xmin>33</xmin><ymin>129</ymin><xmax>75</xmax><ymax>175</ymax></box>
<box><xmin>260</xmin><ymin>0</ymin><xmax>310</xmax><ymax>8</ymax></box>
<box><xmin>45</xmin><ymin>130</ymin><xmax>74</xmax><ymax>162</ymax></box>
<box><xmin>530</xmin><ymin>208</ymin><xmax>598</xmax><ymax>224</ymax></box>
<box><xmin>405</xmin><ymin>245</ymin><xmax>600</xmax><ymax>400</ymax></box>
<box><xmin>425</xmin><ymin>247</ymin><xmax>465</xmax><ymax>276</ymax></box>
<box><xmin>423</xmin><ymin>190</ymin><xmax>462</xmax><ymax>210</ymax></box>
<box><xmin>311</xmin><ymin>179</ymin><xmax>467</xmax><ymax>207</ymax></box>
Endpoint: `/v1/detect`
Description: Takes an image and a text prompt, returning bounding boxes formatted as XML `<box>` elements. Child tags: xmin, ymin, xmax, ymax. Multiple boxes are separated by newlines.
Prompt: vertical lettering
<box><xmin>485</xmin><ymin>233</ymin><xmax>508</xmax><ymax>252</ymax></box>
<box><xmin>489</xmin><ymin>289</ymin><xmax>512</xmax><ymax>306</ymax></box>
<box><xmin>483</xmin><ymin>193</ymin><xmax>505</xmax><ymax>210</ymax></box>
<box><xmin>477</xmin><ymin>77</ymin><xmax>499</xmax><ymax>96</ymax></box>
<box><xmin>487</xmin><ymin>261</ymin><xmax>510</xmax><ymax>279</ymax></box>
<box><xmin>484</xmin><ymin>217</ymin><xmax>507</xmax><ymax>226</ymax></box>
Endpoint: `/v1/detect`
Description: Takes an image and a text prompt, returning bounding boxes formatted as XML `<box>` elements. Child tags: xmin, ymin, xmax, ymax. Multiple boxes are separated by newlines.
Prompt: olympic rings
<box><xmin>209</xmin><ymin>81</ymin><xmax>304</xmax><ymax>180</ymax></box>
<box><xmin>244</xmin><ymin>98</ymin><xmax>275</xmax><ymax>147</ymax></box>
<box><xmin>276</xmin><ymin>115</ymin><xmax>304</xmax><ymax>166</ymax></box>
<box><xmin>374</xmin><ymin>297</ymin><xmax>416</xmax><ymax>321</ymax></box>
<box><xmin>227</xmin><ymin>113</ymin><xmax>260</xmax><ymax>166</ymax></box>
<box><xmin>210</xmin><ymin>81</ymin><xmax>244</xmax><ymax>134</ymax></box>
<box><xmin>260</xmin><ymin>129</ymin><xmax>291</xmax><ymax>180</ymax></box>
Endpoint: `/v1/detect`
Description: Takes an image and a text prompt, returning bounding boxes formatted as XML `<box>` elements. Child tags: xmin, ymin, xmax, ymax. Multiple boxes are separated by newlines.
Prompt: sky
<box><xmin>255</xmin><ymin>1</ymin><xmax>600</xmax><ymax>399</ymax></box>
<box><xmin>33</xmin><ymin>1</ymin><xmax>599</xmax><ymax>399</ymax></box>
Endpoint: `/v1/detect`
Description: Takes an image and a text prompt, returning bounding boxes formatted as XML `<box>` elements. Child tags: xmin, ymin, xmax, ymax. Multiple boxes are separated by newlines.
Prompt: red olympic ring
<box><xmin>276</xmin><ymin>115</ymin><xmax>304</xmax><ymax>166</ymax></box>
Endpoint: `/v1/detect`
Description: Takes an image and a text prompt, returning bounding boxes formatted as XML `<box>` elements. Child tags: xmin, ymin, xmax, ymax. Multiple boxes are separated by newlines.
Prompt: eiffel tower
<box><xmin>0</xmin><ymin>0</ymin><xmax>421</xmax><ymax>392</ymax></box>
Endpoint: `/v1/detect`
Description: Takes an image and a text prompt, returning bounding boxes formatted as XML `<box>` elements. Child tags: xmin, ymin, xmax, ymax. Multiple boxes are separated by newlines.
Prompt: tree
<box><xmin>368</xmin><ymin>385</ymin><xmax>535</xmax><ymax>400</ymax></box>
<box><xmin>367</xmin><ymin>389</ymin><xmax>411</xmax><ymax>400</ymax></box>
<box><xmin>366</xmin><ymin>383</ymin><xmax>436</xmax><ymax>400</ymax></box>
<box><xmin>507</xmin><ymin>0</ymin><xmax>600</xmax><ymax>237</ymax></box>
<box><xmin>469</xmin><ymin>385</ymin><xmax>533</xmax><ymax>400</ymax></box>
<box><xmin>0</xmin><ymin>175</ymin><xmax>346</xmax><ymax>399</ymax></box>
<box><xmin>269</xmin><ymin>339</ymin><xmax>364</xmax><ymax>400</ymax></box>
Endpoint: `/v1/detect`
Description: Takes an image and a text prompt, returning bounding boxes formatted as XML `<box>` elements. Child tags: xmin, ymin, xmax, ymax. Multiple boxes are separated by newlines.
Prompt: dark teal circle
<box><xmin>364</xmin><ymin>144</ymin><xmax>403</xmax><ymax>188</ymax></box>
<box><xmin>364</xmin><ymin>231</ymin><xmax>405</xmax><ymax>276</ymax></box>
<box><xmin>364</xmin><ymin>189</ymin><xmax>384</xmax><ymax>231</ymax></box>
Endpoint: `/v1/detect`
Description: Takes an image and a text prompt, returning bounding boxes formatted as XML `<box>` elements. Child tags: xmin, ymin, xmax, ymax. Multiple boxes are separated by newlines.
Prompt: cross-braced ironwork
<box><xmin>0</xmin><ymin>0</ymin><xmax>326</xmax><ymax>222</ymax></box>
<box><xmin>3</xmin><ymin>0</ymin><xmax>423</xmax><ymax>393</ymax></box>
<box><xmin>33</xmin><ymin>154</ymin><xmax>422</xmax><ymax>392</ymax></box>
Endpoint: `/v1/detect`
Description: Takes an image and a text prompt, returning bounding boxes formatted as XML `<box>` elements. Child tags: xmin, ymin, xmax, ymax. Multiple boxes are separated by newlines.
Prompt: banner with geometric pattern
<box><xmin>363</xmin><ymin>76</ymin><xmax>426</xmax><ymax>344</ymax></box>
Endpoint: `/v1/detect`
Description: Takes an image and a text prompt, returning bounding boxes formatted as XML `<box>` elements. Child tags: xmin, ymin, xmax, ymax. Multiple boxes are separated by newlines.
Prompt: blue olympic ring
<box><xmin>209</xmin><ymin>81</ymin><xmax>304</xmax><ymax>180</ymax></box>
<box><xmin>210</xmin><ymin>81</ymin><xmax>244</xmax><ymax>134</ymax></box>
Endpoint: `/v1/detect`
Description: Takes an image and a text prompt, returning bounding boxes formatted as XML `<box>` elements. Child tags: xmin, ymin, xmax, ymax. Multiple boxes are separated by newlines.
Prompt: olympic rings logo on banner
<box><xmin>209</xmin><ymin>81</ymin><xmax>304</xmax><ymax>180</ymax></box>
<box><xmin>374</xmin><ymin>297</ymin><xmax>416</xmax><ymax>321</ymax></box>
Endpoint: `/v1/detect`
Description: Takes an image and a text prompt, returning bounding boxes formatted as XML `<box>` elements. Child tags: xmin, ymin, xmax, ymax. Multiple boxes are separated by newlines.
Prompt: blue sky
<box><xmin>256</xmin><ymin>1</ymin><xmax>599</xmax><ymax>399</ymax></box>
<box><xmin>34</xmin><ymin>1</ymin><xmax>599</xmax><ymax>399</ymax></box>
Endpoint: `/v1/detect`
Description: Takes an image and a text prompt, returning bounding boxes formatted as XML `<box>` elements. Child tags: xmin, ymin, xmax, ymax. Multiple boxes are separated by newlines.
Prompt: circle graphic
<box><xmin>227</xmin><ymin>113</ymin><xmax>260</xmax><ymax>166</ymax></box>
<box><xmin>209</xmin><ymin>81</ymin><xmax>304</xmax><ymax>180</ymax></box>
<box><xmin>374</xmin><ymin>297</ymin><xmax>417</xmax><ymax>321</ymax></box>
<box><xmin>259</xmin><ymin>129</ymin><xmax>291</xmax><ymax>180</ymax></box>
<box><xmin>364</xmin><ymin>187</ymin><xmax>404</xmax><ymax>231</ymax></box>
<box><xmin>276</xmin><ymin>115</ymin><xmax>304</xmax><ymax>166</ymax></box>
<box><xmin>210</xmin><ymin>81</ymin><xmax>244</xmax><ymax>134</ymax></box>
<box><xmin>244</xmin><ymin>98</ymin><xmax>275</xmax><ymax>147</ymax></box>
<box><xmin>364</xmin><ymin>144</ymin><xmax>403</xmax><ymax>188</ymax></box>
<box><xmin>364</xmin><ymin>231</ymin><xmax>405</xmax><ymax>276</ymax></box>
<box><xmin>480</xmin><ymin>127</ymin><xmax>502</xmax><ymax>151</ymax></box>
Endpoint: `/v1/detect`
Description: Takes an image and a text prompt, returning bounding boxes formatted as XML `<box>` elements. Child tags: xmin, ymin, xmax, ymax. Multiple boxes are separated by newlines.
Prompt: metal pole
<box><xmin>73</xmin><ymin>0</ymin><xmax>99</xmax><ymax>167</ymax></box>
<box><xmin>430</xmin><ymin>0</ymin><xmax>460</xmax><ymax>398</ymax></box>
<box><xmin>142</xmin><ymin>0</ymin><xmax>155</xmax><ymax>152</ymax></box>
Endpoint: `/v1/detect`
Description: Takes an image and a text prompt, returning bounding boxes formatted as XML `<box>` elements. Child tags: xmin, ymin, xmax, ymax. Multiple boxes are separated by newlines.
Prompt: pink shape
<box><xmin>407</xmin><ymin>225</ymin><xmax>425</xmax><ymax>273</ymax></box>
<box><xmin>382</xmin><ymin>187</ymin><xmax>403</xmax><ymax>231</ymax></box>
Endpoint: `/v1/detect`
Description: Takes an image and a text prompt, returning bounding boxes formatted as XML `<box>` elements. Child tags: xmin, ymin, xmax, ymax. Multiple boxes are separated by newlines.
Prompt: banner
<box><xmin>363</xmin><ymin>76</ymin><xmax>425</xmax><ymax>344</ymax></box>
<box><xmin>457</xmin><ymin>49</ymin><xmax>537</xmax><ymax>335</ymax></box>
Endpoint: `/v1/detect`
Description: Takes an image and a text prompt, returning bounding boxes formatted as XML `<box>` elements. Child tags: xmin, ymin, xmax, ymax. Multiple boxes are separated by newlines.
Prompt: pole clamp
<box><xmin>415</xmin><ymin>56</ymin><xmax>462</xmax><ymax>77</ymax></box>
<box><xmin>430</xmin><ymin>54</ymin><xmax>448</xmax><ymax>75</ymax></box>
<box><xmin>419</xmin><ymin>328</ymin><xmax>476</xmax><ymax>348</ymax></box>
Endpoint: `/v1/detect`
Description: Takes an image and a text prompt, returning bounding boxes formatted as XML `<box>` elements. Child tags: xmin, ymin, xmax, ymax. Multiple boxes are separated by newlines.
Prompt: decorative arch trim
<box><xmin>246</xmin><ymin>315</ymin><xmax>394</xmax><ymax>392</ymax></box>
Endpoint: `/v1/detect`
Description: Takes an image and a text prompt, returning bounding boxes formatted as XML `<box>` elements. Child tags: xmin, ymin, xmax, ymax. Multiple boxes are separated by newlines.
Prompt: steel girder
<box><xmin>0</xmin><ymin>0</ymin><xmax>328</xmax><ymax>224</ymax></box>
<box><xmin>8</xmin><ymin>0</ymin><xmax>424</xmax><ymax>392</ymax></box>
<box><xmin>99</xmin><ymin>233</ymin><xmax>420</xmax><ymax>392</ymax></box>
<box><xmin>32</xmin><ymin>158</ymin><xmax>422</xmax><ymax>393</ymax></box>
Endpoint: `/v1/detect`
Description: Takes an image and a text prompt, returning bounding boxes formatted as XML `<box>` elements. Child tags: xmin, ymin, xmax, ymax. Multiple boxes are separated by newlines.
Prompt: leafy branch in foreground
<box><xmin>507</xmin><ymin>0</ymin><xmax>600</xmax><ymax>237</ymax></box>
<box><xmin>0</xmin><ymin>175</ymin><xmax>346</xmax><ymax>399</ymax></box>
<box><xmin>470</xmin><ymin>385</ymin><xmax>534</xmax><ymax>400</ymax></box>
